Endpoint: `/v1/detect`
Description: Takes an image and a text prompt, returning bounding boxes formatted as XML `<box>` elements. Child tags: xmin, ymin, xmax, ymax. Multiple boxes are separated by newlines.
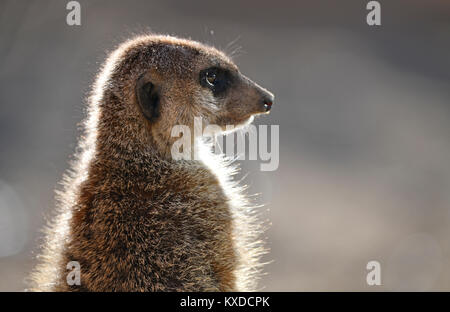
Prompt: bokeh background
<box><xmin>1</xmin><ymin>0</ymin><xmax>450</xmax><ymax>291</ymax></box>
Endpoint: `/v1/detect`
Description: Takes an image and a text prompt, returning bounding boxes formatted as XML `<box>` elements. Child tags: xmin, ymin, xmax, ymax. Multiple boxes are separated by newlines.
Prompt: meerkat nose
<box><xmin>263</xmin><ymin>96</ymin><xmax>274</xmax><ymax>112</ymax></box>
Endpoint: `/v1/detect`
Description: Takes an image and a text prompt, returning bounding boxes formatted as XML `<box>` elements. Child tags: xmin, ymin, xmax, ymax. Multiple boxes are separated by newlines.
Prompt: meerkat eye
<box><xmin>206</xmin><ymin>71</ymin><xmax>217</xmax><ymax>86</ymax></box>
<box><xmin>199</xmin><ymin>67</ymin><xmax>233</xmax><ymax>96</ymax></box>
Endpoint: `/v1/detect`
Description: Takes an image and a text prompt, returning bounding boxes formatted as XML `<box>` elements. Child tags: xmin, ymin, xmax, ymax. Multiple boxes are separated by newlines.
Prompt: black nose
<box><xmin>263</xmin><ymin>96</ymin><xmax>274</xmax><ymax>112</ymax></box>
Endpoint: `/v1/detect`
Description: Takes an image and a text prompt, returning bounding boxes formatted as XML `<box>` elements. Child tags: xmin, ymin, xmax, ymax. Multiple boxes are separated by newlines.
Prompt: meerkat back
<box><xmin>29</xmin><ymin>34</ymin><xmax>274</xmax><ymax>292</ymax></box>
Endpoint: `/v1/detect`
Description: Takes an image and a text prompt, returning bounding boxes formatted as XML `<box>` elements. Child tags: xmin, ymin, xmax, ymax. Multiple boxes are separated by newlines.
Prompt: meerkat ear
<box><xmin>136</xmin><ymin>75</ymin><xmax>160</xmax><ymax>122</ymax></box>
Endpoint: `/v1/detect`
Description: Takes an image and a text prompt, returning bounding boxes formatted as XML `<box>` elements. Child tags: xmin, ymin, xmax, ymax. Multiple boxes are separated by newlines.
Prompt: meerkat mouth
<box><xmin>235</xmin><ymin>115</ymin><xmax>255</xmax><ymax>128</ymax></box>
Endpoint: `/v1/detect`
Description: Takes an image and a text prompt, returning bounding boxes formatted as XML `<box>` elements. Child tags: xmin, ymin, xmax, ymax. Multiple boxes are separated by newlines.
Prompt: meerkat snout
<box><xmin>233</xmin><ymin>73</ymin><xmax>275</xmax><ymax>116</ymax></box>
<box><xmin>262</xmin><ymin>93</ymin><xmax>274</xmax><ymax>112</ymax></box>
<box><xmin>197</xmin><ymin>68</ymin><xmax>275</xmax><ymax>124</ymax></box>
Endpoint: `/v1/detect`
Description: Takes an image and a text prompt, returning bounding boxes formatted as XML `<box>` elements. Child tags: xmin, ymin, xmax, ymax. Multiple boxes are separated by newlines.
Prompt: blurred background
<box><xmin>1</xmin><ymin>0</ymin><xmax>450</xmax><ymax>291</ymax></box>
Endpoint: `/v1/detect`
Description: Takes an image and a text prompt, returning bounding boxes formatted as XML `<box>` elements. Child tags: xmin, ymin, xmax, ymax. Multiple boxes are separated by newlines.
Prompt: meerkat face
<box><xmin>126</xmin><ymin>36</ymin><xmax>273</xmax><ymax>144</ymax></box>
<box><xmin>195</xmin><ymin>63</ymin><xmax>274</xmax><ymax>129</ymax></box>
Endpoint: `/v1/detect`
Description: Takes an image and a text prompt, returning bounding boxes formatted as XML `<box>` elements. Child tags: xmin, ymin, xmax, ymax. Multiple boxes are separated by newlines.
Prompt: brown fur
<box><xmin>29</xmin><ymin>34</ymin><xmax>274</xmax><ymax>291</ymax></box>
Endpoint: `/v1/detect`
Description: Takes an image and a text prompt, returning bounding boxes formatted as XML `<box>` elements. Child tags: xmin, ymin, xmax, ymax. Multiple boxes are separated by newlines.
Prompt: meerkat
<box><xmin>29</xmin><ymin>34</ymin><xmax>274</xmax><ymax>292</ymax></box>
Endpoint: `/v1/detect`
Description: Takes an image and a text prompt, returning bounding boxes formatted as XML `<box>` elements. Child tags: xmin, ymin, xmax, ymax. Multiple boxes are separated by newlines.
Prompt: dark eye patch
<box><xmin>199</xmin><ymin>67</ymin><xmax>233</xmax><ymax>97</ymax></box>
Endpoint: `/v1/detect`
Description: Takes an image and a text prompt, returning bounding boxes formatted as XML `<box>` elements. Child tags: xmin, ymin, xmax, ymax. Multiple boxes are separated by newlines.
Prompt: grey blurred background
<box><xmin>1</xmin><ymin>0</ymin><xmax>450</xmax><ymax>291</ymax></box>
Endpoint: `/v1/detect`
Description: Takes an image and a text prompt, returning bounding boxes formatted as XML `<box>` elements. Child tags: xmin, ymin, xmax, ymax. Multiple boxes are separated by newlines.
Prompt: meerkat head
<box><xmin>97</xmin><ymin>34</ymin><xmax>274</xmax><ymax>156</ymax></box>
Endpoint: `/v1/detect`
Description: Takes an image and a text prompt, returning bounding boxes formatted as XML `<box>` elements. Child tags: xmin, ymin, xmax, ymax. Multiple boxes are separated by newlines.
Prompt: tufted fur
<box><xmin>29</xmin><ymin>34</ymin><xmax>273</xmax><ymax>291</ymax></box>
